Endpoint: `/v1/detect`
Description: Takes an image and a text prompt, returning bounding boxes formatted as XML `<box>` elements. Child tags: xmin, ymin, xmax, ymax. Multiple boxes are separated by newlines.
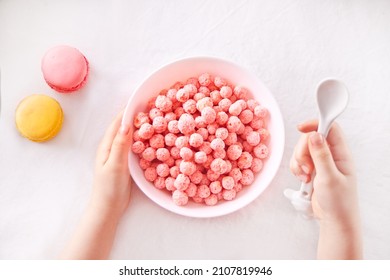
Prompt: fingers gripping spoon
<box><xmin>284</xmin><ymin>78</ymin><xmax>349</xmax><ymax>217</ymax></box>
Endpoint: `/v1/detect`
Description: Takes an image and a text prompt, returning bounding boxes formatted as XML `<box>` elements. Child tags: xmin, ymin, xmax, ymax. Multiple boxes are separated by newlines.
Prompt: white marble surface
<box><xmin>1</xmin><ymin>0</ymin><xmax>389</xmax><ymax>259</ymax></box>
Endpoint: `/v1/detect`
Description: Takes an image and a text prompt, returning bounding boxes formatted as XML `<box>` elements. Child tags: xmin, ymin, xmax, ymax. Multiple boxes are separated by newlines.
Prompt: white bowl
<box><xmin>122</xmin><ymin>57</ymin><xmax>285</xmax><ymax>218</ymax></box>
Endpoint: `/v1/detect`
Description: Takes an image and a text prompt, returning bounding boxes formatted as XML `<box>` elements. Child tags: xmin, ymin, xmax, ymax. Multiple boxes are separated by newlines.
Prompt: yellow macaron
<box><xmin>15</xmin><ymin>94</ymin><xmax>63</xmax><ymax>142</ymax></box>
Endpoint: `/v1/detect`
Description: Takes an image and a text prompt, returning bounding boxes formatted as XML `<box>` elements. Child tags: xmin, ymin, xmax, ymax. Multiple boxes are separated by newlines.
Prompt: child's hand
<box><xmin>290</xmin><ymin>120</ymin><xmax>362</xmax><ymax>259</ymax></box>
<box><xmin>92</xmin><ymin>111</ymin><xmax>132</xmax><ymax>219</ymax></box>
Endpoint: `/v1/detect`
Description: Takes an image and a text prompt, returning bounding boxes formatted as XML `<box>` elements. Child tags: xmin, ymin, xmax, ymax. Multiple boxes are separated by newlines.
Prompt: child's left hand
<box><xmin>92</xmin><ymin>111</ymin><xmax>132</xmax><ymax>219</ymax></box>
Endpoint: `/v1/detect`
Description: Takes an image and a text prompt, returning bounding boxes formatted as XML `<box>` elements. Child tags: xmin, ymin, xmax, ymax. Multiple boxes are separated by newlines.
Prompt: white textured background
<box><xmin>0</xmin><ymin>0</ymin><xmax>389</xmax><ymax>259</ymax></box>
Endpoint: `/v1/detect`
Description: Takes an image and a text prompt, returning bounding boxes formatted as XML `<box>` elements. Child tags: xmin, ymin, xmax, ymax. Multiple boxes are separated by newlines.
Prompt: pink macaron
<box><xmin>41</xmin><ymin>45</ymin><xmax>89</xmax><ymax>93</ymax></box>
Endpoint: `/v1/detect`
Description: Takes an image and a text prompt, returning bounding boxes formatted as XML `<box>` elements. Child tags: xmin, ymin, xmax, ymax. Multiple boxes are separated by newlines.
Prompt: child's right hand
<box><xmin>290</xmin><ymin>120</ymin><xmax>359</xmax><ymax>226</ymax></box>
<box><xmin>290</xmin><ymin>120</ymin><xmax>362</xmax><ymax>259</ymax></box>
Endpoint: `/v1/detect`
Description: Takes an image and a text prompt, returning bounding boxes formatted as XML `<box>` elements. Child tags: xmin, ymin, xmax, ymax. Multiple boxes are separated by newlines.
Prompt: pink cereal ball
<box><xmin>222</xmin><ymin>176</ymin><xmax>235</xmax><ymax>190</ymax></box>
<box><xmin>199</xmin><ymin>141</ymin><xmax>212</xmax><ymax>154</ymax></box>
<box><xmin>152</xmin><ymin>116</ymin><xmax>167</xmax><ymax>133</ymax></box>
<box><xmin>183</xmin><ymin>99</ymin><xmax>197</xmax><ymax>114</ymax></box>
<box><xmin>197</xmin><ymin>128</ymin><xmax>209</xmax><ymax>140</ymax></box>
<box><xmin>190</xmin><ymin>170</ymin><xmax>203</xmax><ymax>184</ymax></box>
<box><xmin>139</xmin><ymin>123</ymin><xmax>155</xmax><ymax>140</ymax></box>
<box><xmin>142</xmin><ymin>147</ymin><xmax>156</xmax><ymax>161</ymax></box>
<box><xmin>253</xmin><ymin>143</ymin><xmax>269</xmax><ymax>159</ymax></box>
<box><xmin>180</xmin><ymin>147</ymin><xmax>194</xmax><ymax>161</ymax></box>
<box><xmin>134</xmin><ymin>112</ymin><xmax>150</xmax><ymax>128</ymax></box>
<box><xmin>149</xmin><ymin>108</ymin><xmax>163</xmax><ymax>120</ymax></box>
<box><xmin>239</xmin><ymin>109</ymin><xmax>254</xmax><ymax>124</ymax></box>
<box><xmin>186</xmin><ymin>76</ymin><xmax>200</xmax><ymax>87</ymax></box>
<box><xmin>197</xmin><ymin>185</ymin><xmax>211</xmax><ymax>198</ymax></box>
<box><xmin>156</xmin><ymin>148</ymin><xmax>170</xmax><ymax>161</ymax></box>
<box><xmin>207</xmin><ymin>169</ymin><xmax>221</xmax><ymax>182</ymax></box>
<box><xmin>172</xmin><ymin>190</ymin><xmax>189</xmax><ymax>206</ymax></box>
<box><xmin>144</xmin><ymin>167</ymin><xmax>157</xmax><ymax>182</ymax></box>
<box><xmin>133</xmin><ymin>129</ymin><xmax>141</xmax><ymax>142</ymax></box>
<box><xmin>176</xmin><ymin>88</ymin><xmax>190</xmax><ymax>102</ymax></box>
<box><xmin>210</xmin><ymin>138</ymin><xmax>225</xmax><ymax>151</ymax></box>
<box><xmin>164</xmin><ymin>112</ymin><xmax>176</xmax><ymax>122</ymax></box>
<box><xmin>193</xmin><ymin>92</ymin><xmax>206</xmax><ymax>102</ymax></box>
<box><xmin>139</xmin><ymin>158</ymin><xmax>151</xmax><ymax>170</ymax></box>
<box><xmin>165</xmin><ymin>177</ymin><xmax>176</xmax><ymax>191</ymax></box>
<box><xmin>219</xmin><ymin>86</ymin><xmax>232</xmax><ymax>98</ymax></box>
<box><xmin>213</xmin><ymin>105</ymin><xmax>222</xmax><ymax>113</ymax></box>
<box><xmin>198</xmin><ymin>73</ymin><xmax>212</xmax><ymax>86</ymax></box>
<box><xmin>171</xmin><ymin>81</ymin><xmax>184</xmax><ymax>90</ymax></box>
<box><xmin>175</xmin><ymin>159</ymin><xmax>182</xmax><ymax>167</ymax></box>
<box><xmin>225</xmin><ymin>160</ymin><xmax>232</xmax><ymax>173</ymax></box>
<box><xmin>227</xmin><ymin>116</ymin><xmax>242</xmax><ymax>133</ymax></box>
<box><xmin>229</xmin><ymin>168</ymin><xmax>242</xmax><ymax>182</ymax></box>
<box><xmin>234</xmin><ymin>183</ymin><xmax>243</xmax><ymax>193</ymax></box>
<box><xmin>184</xmin><ymin>84</ymin><xmax>197</xmax><ymax>96</ymax></box>
<box><xmin>259</xmin><ymin>128</ymin><xmax>270</xmax><ymax>143</ymax></box>
<box><xmin>156</xmin><ymin>163</ymin><xmax>170</xmax><ymax>178</ymax></box>
<box><xmin>238</xmin><ymin>152</ymin><xmax>253</xmax><ymax>169</ymax></box>
<box><xmin>210</xmin><ymin>158</ymin><xmax>228</xmax><ymax>174</ymax></box>
<box><xmin>224</xmin><ymin>132</ymin><xmax>237</xmax><ymax>146</ymax></box>
<box><xmin>194</xmin><ymin>151</ymin><xmax>207</xmax><ymax>164</ymax></box>
<box><xmin>132</xmin><ymin>141</ymin><xmax>145</xmax><ymax>154</ymax></box>
<box><xmin>218</xmin><ymin>98</ymin><xmax>232</xmax><ymax>112</ymax></box>
<box><xmin>233</xmin><ymin>86</ymin><xmax>248</xmax><ymax>99</ymax></box>
<box><xmin>210</xmin><ymin>181</ymin><xmax>222</xmax><ymax>194</ymax></box>
<box><xmin>165</xmin><ymin>133</ymin><xmax>177</xmax><ymax>147</ymax></box>
<box><xmin>170</xmin><ymin>146</ymin><xmax>181</xmax><ymax>159</ymax></box>
<box><xmin>227</xmin><ymin>144</ymin><xmax>243</xmax><ymax>161</ymax></box>
<box><xmin>214</xmin><ymin>76</ymin><xmax>227</xmax><ymax>88</ymax></box>
<box><xmin>207</xmin><ymin>123</ymin><xmax>218</xmax><ymax>135</ymax></box>
<box><xmin>174</xmin><ymin>174</ymin><xmax>190</xmax><ymax>191</ymax></box>
<box><xmin>242</xmin><ymin>141</ymin><xmax>254</xmax><ymax>153</ymax></box>
<box><xmin>180</xmin><ymin>161</ymin><xmax>197</xmax><ymax>176</ymax></box>
<box><xmin>174</xmin><ymin>106</ymin><xmax>185</xmax><ymax>118</ymax></box>
<box><xmin>213</xmin><ymin>148</ymin><xmax>226</xmax><ymax>159</ymax></box>
<box><xmin>175</xmin><ymin>135</ymin><xmax>189</xmax><ymax>149</ymax></box>
<box><xmin>237</xmin><ymin>99</ymin><xmax>247</xmax><ymax>110</ymax></box>
<box><xmin>222</xmin><ymin>189</ymin><xmax>236</xmax><ymax>201</ymax></box>
<box><xmin>167</xmin><ymin>88</ymin><xmax>178</xmax><ymax>102</ymax></box>
<box><xmin>170</xmin><ymin>166</ymin><xmax>180</xmax><ymax>178</ymax></box>
<box><xmin>167</xmin><ymin>120</ymin><xmax>179</xmax><ymax>134</ymax></box>
<box><xmin>236</xmin><ymin>123</ymin><xmax>245</xmax><ymax>135</ymax></box>
<box><xmin>201</xmin><ymin>107</ymin><xmax>217</xmax><ymax>124</ymax></box>
<box><xmin>246</xmin><ymin>131</ymin><xmax>261</xmax><ymax>146</ymax></box>
<box><xmin>185</xmin><ymin>183</ymin><xmax>197</xmax><ymax>197</ymax></box>
<box><xmin>195</xmin><ymin>116</ymin><xmax>207</xmax><ymax>128</ymax></box>
<box><xmin>229</xmin><ymin>101</ymin><xmax>243</xmax><ymax>116</ymax></box>
<box><xmin>165</xmin><ymin>157</ymin><xmax>175</xmax><ymax>167</ymax></box>
<box><xmin>204</xmin><ymin>194</ymin><xmax>218</xmax><ymax>206</ymax></box>
<box><xmin>147</xmin><ymin>97</ymin><xmax>156</xmax><ymax>109</ymax></box>
<box><xmin>198</xmin><ymin>86</ymin><xmax>210</xmax><ymax>95</ymax></box>
<box><xmin>154</xmin><ymin>177</ymin><xmax>166</xmax><ymax>189</ymax></box>
<box><xmin>246</xmin><ymin>99</ymin><xmax>259</xmax><ymax>111</ymax></box>
<box><xmin>215</xmin><ymin>127</ymin><xmax>228</xmax><ymax>140</ymax></box>
<box><xmin>192</xmin><ymin>195</ymin><xmax>204</xmax><ymax>204</ymax></box>
<box><xmin>196</xmin><ymin>97</ymin><xmax>213</xmax><ymax>112</ymax></box>
<box><xmin>241</xmin><ymin>169</ymin><xmax>254</xmax><ymax>186</ymax></box>
<box><xmin>250</xmin><ymin>117</ymin><xmax>264</xmax><ymax>130</ymax></box>
<box><xmin>155</xmin><ymin>95</ymin><xmax>172</xmax><ymax>112</ymax></box>
<box><xmin>251</xmin><ymin>158</ymin><xmax>263</xmax><ymax>173</ymax></box>
<box><xmin>254</xmin><ymin>105</ymin><xmax>268</xmax><ymax>118</ymax></box>
<box><xmin>207</xmin><ymin>134</ymin><xmax>216</xmax><ymax>143</ymax></box>
<box><xmin>178</xmin><ymin>113</ymin><xmax>196</xmax><ymax>135</ymax></box>
<box><xmin>189</xmin><ymin>133</ymin><xmax>203</xmax><ymax>148</ymax></box>
<box><xmin>149</xmin><ymin>134</ymin><xmax>165</xmax><ymax>149</ymax></box>
<box><xmin>210</xmin><ymin>90</ymin><xmax>222</xmax><ymax>105</ymax></box>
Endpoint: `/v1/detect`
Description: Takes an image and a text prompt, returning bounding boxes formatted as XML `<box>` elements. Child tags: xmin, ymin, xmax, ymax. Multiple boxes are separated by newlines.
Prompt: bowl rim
<box><xmin>123</xmin><ymin>56</ymin><xmax>285</xmax><ymax>218</ymax></box>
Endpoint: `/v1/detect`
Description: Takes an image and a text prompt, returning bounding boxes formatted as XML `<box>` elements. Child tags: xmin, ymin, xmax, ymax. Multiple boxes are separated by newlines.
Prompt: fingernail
<box><xmin>310</xmin><ymin>133</ymin><xmax>323</xmax><ymax>146</ymax></box>
<box><xmin>119</xmin><ymin>125</ymin><xmax>129</xmax><ymax>135</ymax></box>
<box><xmin>298</xmin><ymin>174</ymin><xmax>308</xmax><ymax>183</ymax></box>
<box><xmin>301</xmin><ymin>165</ymin><xmax>310</xmax><ymax>174</ymax></box>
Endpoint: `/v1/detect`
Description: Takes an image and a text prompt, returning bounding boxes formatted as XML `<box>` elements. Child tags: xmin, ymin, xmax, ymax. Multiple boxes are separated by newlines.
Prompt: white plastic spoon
<box><xmin>284</xmin><ymin>78</ymin><xmax>349</xmax><ymax>217</ymax></box>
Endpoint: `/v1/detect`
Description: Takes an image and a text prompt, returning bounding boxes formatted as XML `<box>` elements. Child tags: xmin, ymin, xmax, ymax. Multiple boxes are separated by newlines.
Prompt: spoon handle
<box><xmin>298</xmin><ymin>117</ymin><xmax>331</xmax><ymax>199</ymax></box>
